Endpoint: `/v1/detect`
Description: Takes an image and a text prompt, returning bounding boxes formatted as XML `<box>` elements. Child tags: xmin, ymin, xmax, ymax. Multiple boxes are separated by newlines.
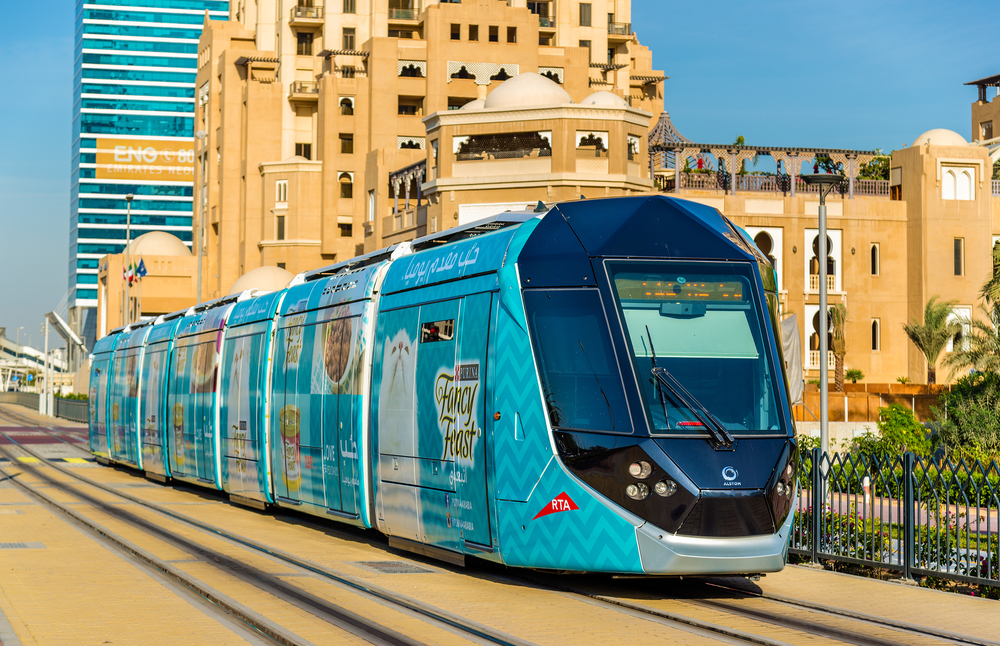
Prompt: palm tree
<box><xmin>980</xmin><ymin>241</ymin><xmax>1000</xmax><ymax>304</ymax></box>
<box><xmin>830</xmin><ymin>303</ymin><xmax>848</xmax><ymax>392</ymax></box>
<box><xmin>943</xmin><ymin>302</ymin><xmax>1000</xmax><ymax>376</ymax></box>
<box><xmin>903</xmin><ymin>296</ymin><xmax>960</xmax><ymax>385</ymax></box>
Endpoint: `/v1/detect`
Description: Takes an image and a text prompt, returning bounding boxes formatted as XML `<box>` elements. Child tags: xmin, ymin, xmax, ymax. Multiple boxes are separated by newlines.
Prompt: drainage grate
<box><xmin>355</xmin><ymin>560</ymin><xmax>431</xmax><ymax>574</ymax></box>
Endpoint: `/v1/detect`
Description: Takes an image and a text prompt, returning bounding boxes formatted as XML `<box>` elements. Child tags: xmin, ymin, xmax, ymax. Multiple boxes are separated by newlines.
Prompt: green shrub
<box><xmin>56</xmin><ymin>393</ymin><xmax>89</xmax><ymax>402</ymax></box>
<box><xmin>849</xmin><ymin>404</ymin><xmax>930</xmax><ymax>459</ymax></box>
<box><xmin>934</xmin><ymin>372</ymin><xmax>1000</xmax><ymax>462</ymax></box>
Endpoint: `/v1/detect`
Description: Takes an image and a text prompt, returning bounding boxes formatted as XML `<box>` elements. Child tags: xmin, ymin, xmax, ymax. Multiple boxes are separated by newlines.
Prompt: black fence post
<box><xmin>811</xmin><ymin>447</ymin><xmax>822</xmax><ymax>563</ymax></box>
<box><xmin>903</xmin><ymin>452</ymin><xmax>915</xmax><ymax>580</ymax></box>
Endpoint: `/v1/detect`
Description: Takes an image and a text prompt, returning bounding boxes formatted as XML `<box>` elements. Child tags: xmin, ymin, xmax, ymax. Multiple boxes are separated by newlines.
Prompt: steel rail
<box><xmin>697</xmin><ymin>577</ymin><xmax>1000</xmax><ymax>646</ymax></box>
<box><xmin>0</xmin><ymin>411</ymin><xmax>533</xmax><ymax>646</ymax></box>
<box><xmin>503</xmin><ymin>568</ymin><xmax>998</xmax><ymax>646</ymax></box>
<box><xmin>7</xmin><ymin>406</ymin><xmax>990</xmax><ymax>646</ymax></box>
<box><xmin>0</xmin><ymin>439</ymin><xmax>423</xmax><ymax>646</ymax></box>
<box><xmin>0</xmin><ymin>445</ymin><xmax>298</xmax><ymax>646</ymax></box>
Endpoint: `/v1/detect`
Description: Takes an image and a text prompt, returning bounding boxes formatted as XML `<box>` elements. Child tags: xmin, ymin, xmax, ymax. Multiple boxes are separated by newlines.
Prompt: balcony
<box><xmin>665</xmin><ymin>171</ymin><xmax>890</xmax><ymax>197</ymax></box>
<box><xmin>289</xmin><ymin>80</ymin><xmax>320</xmax><ymax>102</ymax></box>
<box><xmin>538</xmin><ymin>16</ymin><xmax>555</xmax><ymax>29</ymax></box>
<box><xmin>808</xmin><ymin>274</ymin><xmax>837</xmax><ymax>292</ymax></box>
<box><xmin>388</xmin><ymin>4</ymin><xmax>420</xmax><ymax>21</ymax></box>
<box><xmin>607</xmin><ymin>21</ymin><xmax>631</xmax><ymax>38</ymax></box>
<box><xmin>808</xmin><ymin>350</ymin><xmax>836</xmax><ymax>370</ymax></box>
<box><xmin>290</xmin><ymin>5</ymin><xmax>324</xmax><ymax>28</ymax></box>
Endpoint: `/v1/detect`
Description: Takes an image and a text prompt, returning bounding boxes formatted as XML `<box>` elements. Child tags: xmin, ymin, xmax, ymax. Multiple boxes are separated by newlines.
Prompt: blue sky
<box><xmin>1</xmin><ymin>0</ymin><xmax>997</xmax><ymax>351</ymax></box>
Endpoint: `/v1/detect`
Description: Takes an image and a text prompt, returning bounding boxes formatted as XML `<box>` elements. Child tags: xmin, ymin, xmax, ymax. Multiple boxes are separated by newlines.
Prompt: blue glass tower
<box><xmin>71</xmin><ymin>0</ymin><xmax>227</xmax><ymax>347</ymax></box>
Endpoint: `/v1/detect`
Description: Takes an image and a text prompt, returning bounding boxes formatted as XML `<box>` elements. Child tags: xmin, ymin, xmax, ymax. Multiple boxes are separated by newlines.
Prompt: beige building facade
<box><xmin>95</xmin><ymin>232</ymin><xmax>198</xmax><ymax>339</ymax></box>
<box><xmin>99</xmin><ymin>2</ymin><xmax>1000</xmax><ymax>393</ymax></box>
<box><xmin>653</xmin><ymin>125</ymin><xmax>1000</xmax><ymax>386</ymax></box>
<box><xmin>192</xmin><ymin>0</ymin><xmax>664</xmax><ymax>300</ymax></box>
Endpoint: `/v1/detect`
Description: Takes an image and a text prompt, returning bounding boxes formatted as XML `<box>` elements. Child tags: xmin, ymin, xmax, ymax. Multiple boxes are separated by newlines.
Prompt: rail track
<box><xmin>1</xmin><ymin>403</ymin><xmax>995</xmax><ymax>646</ymax></box>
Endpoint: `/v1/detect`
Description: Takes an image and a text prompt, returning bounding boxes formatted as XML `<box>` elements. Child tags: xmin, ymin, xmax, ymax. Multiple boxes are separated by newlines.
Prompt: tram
<box><xmin>89</xmin><ymin>195</ymin><xmax>797</xmax><ymax>575</ymax></box>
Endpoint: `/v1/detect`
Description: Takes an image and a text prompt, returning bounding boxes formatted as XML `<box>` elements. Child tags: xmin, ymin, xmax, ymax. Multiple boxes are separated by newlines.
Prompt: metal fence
<box><xmin>0</xmin><ymin>392</ymin><xmax>40</xmax><ymax>409</ymax></box>
<box><xmin>790</xmin><ymin>449</ymin><xmax>999</xmax><ymax>588</ymax></box>
<box><xmin>53</xmin><ymin>398</ymin><xmax>88</xmax><ymax>424</ymax></box>
<box><xmin>993</xmin><ymin>179</ymin><xmax>1000</xmax><ymax>197</ymax></box>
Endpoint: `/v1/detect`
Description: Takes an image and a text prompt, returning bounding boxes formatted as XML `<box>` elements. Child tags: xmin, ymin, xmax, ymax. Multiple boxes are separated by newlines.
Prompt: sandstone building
<box><xmin>192</xmin><ymin>0</ymin><xmax>663</xmax><ymax>299</ymax></box>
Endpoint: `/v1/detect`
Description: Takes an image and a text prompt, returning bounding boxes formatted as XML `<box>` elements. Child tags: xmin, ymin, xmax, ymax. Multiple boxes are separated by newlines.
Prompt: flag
<box><xmin>137</xmin><ymin>259</ymin><xmax>148</xmax><ymax>280</ymax></box>
<box><xmin>127</xmin><ymin>263</ymin><xmax>135</xmax><ymax>285</ymax></box>
<box><xmin>122</xmin><ymin>264</ymin><xmax>126</xmax><ymax>280</ymax></box>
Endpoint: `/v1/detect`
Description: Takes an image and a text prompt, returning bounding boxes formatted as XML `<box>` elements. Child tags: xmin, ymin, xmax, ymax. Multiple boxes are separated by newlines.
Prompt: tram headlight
<box><xmin>776</xmin><ymin>481</ymin><xmax>786</xmax><ymax>497</ymax></box>
<box><xmin>654</xmin><ymin>480</ymin><xmax>677</xmax><ymax>497</ymax></box>
<box><xmin>628</xmin><ymin>461</ymin><xmax>652</xmax><ymax>479</ymax></box>
<box><xmin>626</xmin><ymin>482</ymin><xmax>650</xmax><ymax>500</ymax></box>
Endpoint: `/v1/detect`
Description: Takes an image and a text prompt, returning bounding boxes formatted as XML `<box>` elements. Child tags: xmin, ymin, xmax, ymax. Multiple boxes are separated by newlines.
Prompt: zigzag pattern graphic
<box><xmin>490</xmin><ymin>295</ymin><xmax>643</xmax><ymax>573</ymax></box>
<box><xmin>492</xmin><ymin>307</ymin><xmax>551</xmax><ymax>502</ymax></box>
<box><xmin>497</xmin><ymin>465</ymin><xmax>643</xmax><ymax>573</ymax></box>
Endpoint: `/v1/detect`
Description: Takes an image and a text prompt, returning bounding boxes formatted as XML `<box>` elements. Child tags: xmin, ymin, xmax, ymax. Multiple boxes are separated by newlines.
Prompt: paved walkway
<box><xmin>0</xmin><ymin>405</ymin><xmax>997</xmax><ymax>645</ymax></box>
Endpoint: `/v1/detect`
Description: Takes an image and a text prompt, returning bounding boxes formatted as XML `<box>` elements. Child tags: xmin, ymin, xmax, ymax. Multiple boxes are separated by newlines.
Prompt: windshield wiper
<box><xmin>578</xmin><ymin>339</ymin><xmax>615</xmax><ymax>430</ymax></box>
<box><xmin>651</xmin><ymin>367</ymin><xmax>735</xmax><ymax>450</ymax></box>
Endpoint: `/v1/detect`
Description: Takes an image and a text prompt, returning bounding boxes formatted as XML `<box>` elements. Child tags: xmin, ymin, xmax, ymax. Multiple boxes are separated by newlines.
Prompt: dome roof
<box><xmin>459</xmin><ymin>98</ymin><xmax>485</xmax><ymax>111</ymax></box>
<box><xmin>283</xmin><ymin>155</ymin><xmax>310</xmax><ymax>162</ymax></box>
<box><xmin>483</xmin><ymin>72</ymin><xmax>572</xmax><ymax>109</ymax></box>
<box><xmin>580</xmin><ymin>91</ymin><xmax>628</xmax><ymax>108</ymax></box>
<box><xmin>123</xmin><ymin>231</ymin><xmax>191</xmax><ymax>257</ymax></box>
<box><xmin>226</xmin><ymin>266</ymin><xmax>294</xmax><ymax>296</ymax></box>
<box><xmin>910</xmin><ymin>129</ymin><xmax>967</xmax><ymax>147</ymax></box>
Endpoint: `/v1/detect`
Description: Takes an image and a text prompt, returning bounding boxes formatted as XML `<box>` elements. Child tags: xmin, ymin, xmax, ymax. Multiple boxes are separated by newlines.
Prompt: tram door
<box><xmin>454</xmin><ymin>292</ymin><xmax>494</xmax><ymax>549</ymax></box>
<box><xmin>89</xmin><ymin>358</ymin><xmax>110</xmax><ymax>456</ymax></box>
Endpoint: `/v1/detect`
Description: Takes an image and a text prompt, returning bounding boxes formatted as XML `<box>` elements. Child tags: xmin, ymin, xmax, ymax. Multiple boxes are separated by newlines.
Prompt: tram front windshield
<box><xmin>608</xmin><ymin>261</ymin><xmax>781</xmax><ymax>436</ymax></box>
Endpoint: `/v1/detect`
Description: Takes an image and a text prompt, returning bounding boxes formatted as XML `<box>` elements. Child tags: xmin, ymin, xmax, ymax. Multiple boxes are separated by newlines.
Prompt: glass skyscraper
<box><xmin>70</xmin><ymin>0</ymin><xmax>227</xmax><ymax>348</ymax></box>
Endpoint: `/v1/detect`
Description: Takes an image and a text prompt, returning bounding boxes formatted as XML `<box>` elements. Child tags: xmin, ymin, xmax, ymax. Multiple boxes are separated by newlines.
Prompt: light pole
<box><xmin>41</xmin><ymin>320</ymin><xmax>50</xmax><ymax>416</ymax></box>
<box><xmin>194</xmin><ymin>130</ymin><xmax>207</xmax><ymax>304</ymax></box>
<box><xmin>124</xmin><ymin>193</ymin><xmax>134</xmax><ymax>325</ymax></box>
<box><xmin>801</xmin><ymin>172</ymin><xmax>845</xmax><ymax>461</ymax></box>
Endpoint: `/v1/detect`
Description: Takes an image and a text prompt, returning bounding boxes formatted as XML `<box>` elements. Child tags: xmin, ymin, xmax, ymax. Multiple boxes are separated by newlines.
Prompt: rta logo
<box><xmin>722</xmin><ymin>466</ymin><xmax>738</xmax><ymax>481</ymax></box>
<box><xmin>532</xmin><ymin>492</ymin><xmax>579</xmax><ymax>520</ymax></box>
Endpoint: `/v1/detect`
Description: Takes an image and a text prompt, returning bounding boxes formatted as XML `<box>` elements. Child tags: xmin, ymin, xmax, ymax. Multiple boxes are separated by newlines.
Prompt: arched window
<box><xmin>339</xmin><ymin>172</ymin><xmax>353</xmax><ymax>199</ymax></box>
<box><xmin>870</xmin><ymin>244</ymin><xmax>879</xmax><ymax>275</ymax></box>
<box><xmin>810</xmin><ymin>310</ymin><xmax>832</xmax><ymax>351</ymax></box>
<box><xmin>942</xmin><ymin>169</ymin><xmax>956</xmax><ymax>200</ymax></box>
<box><xmin>340</xmin><ymin>98</ymin><xmax>354</xmax><ymax>115</ymax></box>
<box><xmin>753</xmin><ymin>231</ymin><xmax>778</xmax><ymax>272</ymax></box>
<box><xmin>957</xmin><ymin>169</ymin><xmax>973</xmax><ymax>200</ymax></box>
<box><xmin>871</xmin><ymin>319</ymin><xmax>880</xmax><ymax>351</ymax></box>
<box><xmin>490</xmin><ymin>68</ymin><xmax>511</xmax><ymax>81</ymax></box>
<box><xmin>399</xmin><ymin>64</ymin><xmax>423</xmax><ymax>78</ymax></box>
<box><xmin>809</xmin><ymin>235</ymin><xmax>835</xmax><ymax>276</ymax></box>
<box><xmin>450</xmin><ymin>66</ymin><xmax>474</xmax><ymax>80</ymax></box>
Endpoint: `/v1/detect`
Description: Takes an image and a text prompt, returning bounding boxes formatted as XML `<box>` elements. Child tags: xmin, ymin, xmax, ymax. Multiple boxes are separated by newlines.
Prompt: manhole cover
<box><xmin>355</xmin><ymin>561</ymin><xmax>431</xmax><ymax>574</ymax></box>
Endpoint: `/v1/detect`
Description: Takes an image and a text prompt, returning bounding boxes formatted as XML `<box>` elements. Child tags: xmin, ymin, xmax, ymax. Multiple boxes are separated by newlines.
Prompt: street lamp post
<box><xmin>800</xmin><ymin>172</ymin><xmax>845</xmax><ymax>462</ymax></box>
<box><xmin>194</xmin><ymin>130</ymin><xmax>208</xmax><ymax>304</ymax></box>
<box><xmin>124</xmin><ymin>193</ymin><xmax>134</xmax><ymax>325</ymax></box>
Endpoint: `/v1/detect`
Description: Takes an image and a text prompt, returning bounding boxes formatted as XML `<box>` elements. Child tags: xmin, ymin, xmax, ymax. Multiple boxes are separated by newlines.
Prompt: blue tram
<box><xmin>89</xmin><ymin>195</ymin><xmax>798</xmax><ymax>574</ymax></box>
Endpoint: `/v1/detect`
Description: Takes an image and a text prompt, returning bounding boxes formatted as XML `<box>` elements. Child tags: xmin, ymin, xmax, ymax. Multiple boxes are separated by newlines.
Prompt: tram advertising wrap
<box><xmin>89</xmin><ymin>195</ymin><xmax>798</xmax><ymax>575</ymax></box>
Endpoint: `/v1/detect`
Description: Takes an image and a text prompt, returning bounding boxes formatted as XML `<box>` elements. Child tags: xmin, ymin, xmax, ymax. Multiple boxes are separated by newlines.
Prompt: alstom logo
<box><xmin>722</xmin><ymin>466</ymin><xmax>741</xmax><ymax>486</ymax></box>
<box><xmin>532</xmin><ymin>492</ymin><xmax>579</xmax><ymax>520</ymax></box>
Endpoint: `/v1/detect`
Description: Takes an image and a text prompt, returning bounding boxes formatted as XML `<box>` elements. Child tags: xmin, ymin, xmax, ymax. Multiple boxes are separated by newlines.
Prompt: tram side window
<box><xmin>420</xmin><ymin>319</ymin><xmax>454</xmax><ymax>343</ymax></box>
<box><xmin>523</xmin><ymin>289</ymin><xmax>630</xmax><ymax>433</ymax></box>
